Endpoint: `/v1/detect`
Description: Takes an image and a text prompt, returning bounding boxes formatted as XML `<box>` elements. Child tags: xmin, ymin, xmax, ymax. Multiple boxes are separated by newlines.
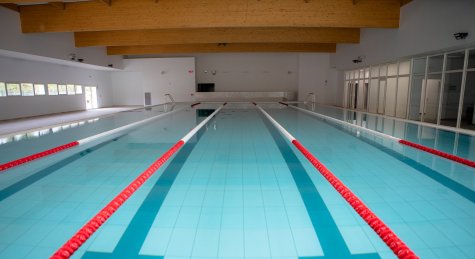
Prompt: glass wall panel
<box><xmin>469</xmin><ymin>49</ymin><xmax>475</xmax><ymax>69</ymax></box>
<box><xmin>446</xmin><ymin>51</ymin><xmax>465</xmax><ymax>71</ymax></box>
<box><xmin>388</xmin><ymin>63</ymin><xmax>398</xmax><ymax>76</ymax></box>
<box><xmin>422</xmin><ymin>74</ymin><xmax>442</xmax><ymax>123</ymax></box>
<box><xmin>356</xmin><ymin>80</ymin><xmax>368</xmax><ymax>110</ymax></box>
<box><xmin>428</xmin><ymin>55</ymin><xmax>444</xmax><ymax>73</ymax></box>
<box><xmin>398</xmin><ymin>60</ymin><xmax>411</xmax><ymax>75</ymax></box>
<box><xmin>370</xmin><ymin>66</ymin><xmax>379</xmax><ymax>78</ymax></box>
<box><xmin>380</xmin><ymin>65</ymin><xmax>387</xmax><ymax>77</ymax></box>
<box><xmin>408</xmin><ymin>75</ymin><xmax>424</xmax><ymax>121</ymax></box>
<box><xmin>461</xmin><ymin>72</ymin><xmax>475</xmax><ymax>130</ymax></box>
<box><xmin>378</xmin><ymin>80</ymin><xmax>386</xmax><ymax>114</ymax></box>
<box><xmin>359</xmin><ymin>69</ymin><xmax>364</xmax><ymax>79</ymax></box>
<box><xmin>385</xmin><ymin>78</ymin><xmax>397</xmax><ymax>116</ymax></box>
<box><xmin>396</xmin><ymin>76</ymin><xmax>410</xmax><ymax>118</ymax></box>
<box><xmin>368</xmin><ymin>79</ymin><xmax>379</xmax><ymax>113</ymax></box>
<box><xmin>440</xmin><ymin>72</ymin><xmax>463</xmax><ymax>127</ymax></box>
<box><xmin>413</xmin><ymin>58</ymin><xmax>426</xmax><ymax>74</ymax></box>
<box><xmin>364</xmin><ymin>69</ymin><xmax>370</xmax><ymax>78</ymax></box>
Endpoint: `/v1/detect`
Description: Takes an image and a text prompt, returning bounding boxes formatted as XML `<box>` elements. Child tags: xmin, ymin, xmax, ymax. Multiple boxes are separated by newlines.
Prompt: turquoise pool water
<box><xmin>0</xmin><ymin>103</ymin><xmax>474</xmax><ymax>258</ymax></box>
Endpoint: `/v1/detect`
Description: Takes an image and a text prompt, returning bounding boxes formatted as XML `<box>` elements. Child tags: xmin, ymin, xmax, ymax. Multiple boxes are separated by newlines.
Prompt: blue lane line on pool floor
<box><xmin>0</xmin><ymin>138</ymin><xmax>119</xmax><ymax>202</ymax></box>
<box><xmin>82</xmin><ymin>124</ymin><xmax>205</xmax><ymax>259</ymax></box>
<box><xmin>261</xmin><ymin>114</ymin><xmax>381</xmax><ymax>259</ymax></box>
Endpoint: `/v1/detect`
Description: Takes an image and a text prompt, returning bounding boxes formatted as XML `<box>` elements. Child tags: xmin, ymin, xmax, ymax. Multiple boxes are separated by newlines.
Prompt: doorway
<box><xmin>421</xmin><ymin>78</ymin><xmax>441</xmax><ymax>123</ymax></box>
<box><xmin>85</xmin><ymin>86</ymin><xmax>98</xmax><ymax>110</ymax></box>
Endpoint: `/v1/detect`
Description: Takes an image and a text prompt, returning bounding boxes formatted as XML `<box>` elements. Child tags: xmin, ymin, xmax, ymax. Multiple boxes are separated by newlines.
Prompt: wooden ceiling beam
<box><xmin>0</xmin><ymin>3</ymin><xmax>19</xmax><ymax>12</ymax></box>
<box><xmin>48</xmin><ymin>2</ymin><xmax>65</xmax><ymax>10</ymax></box>
<box><xmin>96</xmin><ymin>0</ymin><xmax>111</xmax><ymax>6</ymax></box>
<box><xmin>19</xmin><ymin>0</ymin><xmax>400</xmax><ymax>33</ymax></box>
<box><xmin>75</xmin><ymin>27</ymin><xmax>359</xmax><ymax>47</ymax></box>
<box><xmin>0</xmin><ymin>0</ymin><xmax>59</xmax><ymax>2</ymax></box>
<box><xmin>107</xmin><ymin>43</ymin><xmax>337</xmax><ymax>55</ymax></box>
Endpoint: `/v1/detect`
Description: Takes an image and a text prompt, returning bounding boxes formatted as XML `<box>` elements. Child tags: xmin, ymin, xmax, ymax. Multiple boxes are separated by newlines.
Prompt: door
<box><xmin>85</xmin><ymin>86</ymin><xmax>98</xmax><ymax>109</ymax></box>
<box><xmin>421</xmin><ymin>79</ymin><xmax>441</xmax><ymax>123</ymax></box>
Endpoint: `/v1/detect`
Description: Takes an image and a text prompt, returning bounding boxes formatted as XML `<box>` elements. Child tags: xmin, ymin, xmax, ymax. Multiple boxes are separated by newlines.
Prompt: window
<box><xmin>21</xmin><ymin>83</ymin><xmax>34</xmax><ymax>96</ymax></box>
<box><xmin>34</xmin><ymin>84</ymin><xmax>46</xmax><ymax>95</ymax></box>
<box><xmin>469</xmin><ymin>49</ymin><xmax>475</xmax><ymax>69</ymax></box>
<box><xmin>428</xmin><ymin>55</ymin><xmax>444</xmax><ymax>73</ymax></box>
<box><xmin>388</xmin><ymin>63</ymin><xmax>398</xmax><ymax>76</ymax></box>
<box><xmin>446</xmin><ymin>51</ymin><xmax>465</xmax><ymax>71</ymax></box>
<box><xmin>370</xmin><ymin>66</ymin><xmax>379</xmax><ymax>78</ymax></box>
<box><xmin>76</xmin><ymin>85</ymin><xmax>83</xmax><ymax>94</ymax></box>
<box><xmin>67</xmin><ymin>84</ymin><xmax>76</xmax><ymax>95</ymax></box>
<box><xmin>6</xmin><ymin>83</ymin><xmax>21</xmax><ymax>96</ymax></box>
<box><xmin>0</xmin><ymin>82</ymin><xmax>6</xmax><ymax>97</ymax></box>
<box><xmin>48</xmin><ymin>84</ymin><xmax>58</xmax><ymax>95</ymax></box>
<box><xmin>58</xmin><ymin>84</ymin><xmax>67</xmax><ymax>95</ymax></box>
<box><xmin>412</xmin><ymin>58</ymin><xmax>426</xmax><ymax>74</ymax></box>
<box><xmin>398</xmin><ymin>60</ymin><xmax>411</xmax><ymax>75</ymax></box>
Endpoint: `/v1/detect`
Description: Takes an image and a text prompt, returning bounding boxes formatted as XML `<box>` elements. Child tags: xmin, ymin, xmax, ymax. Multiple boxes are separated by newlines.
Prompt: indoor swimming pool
<box><xmin>0</xmin><ymin>103</ymin><xmax>474</xmax><ymax>259</ymax></box>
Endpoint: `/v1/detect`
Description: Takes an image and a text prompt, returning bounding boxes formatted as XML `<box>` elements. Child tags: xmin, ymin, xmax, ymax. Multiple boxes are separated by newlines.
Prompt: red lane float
<box><xmin>286</xmin><ymin>103</ymin><xmax>475</xmax><ymax>168</ymax></box>
<box><xmin>292</xmin><ymin>140</ymin><xmax>418</xmax><ymax>259</ymax></box>
<box><xmin>0</xmin><ymin>141</ymin><xmax>79</xmax><ymax>172</ymax></box>
<box><xmin>278</xmin><ymin>101</ymin><xmax>289</xmax><ymax>106</ymax></box>
<box><xmin>0</xmin><ymin>106</ymin><xmax>189</xmax><ymax>172</ymax></box>
<box><xmin>191</xmin><ymin>102</ymin><xmax>201</xmax><ymax>108</ymax></box>
<box><xmin>50</xmin><ymin>103</ymin><xmax>226</xmax><ymax>259</ymax></box>
<box><xmin>256</xmin><ymin>104</ymin><xmax>418</xmax><ymax>259</ymax></box>
<box><xmin>399</xmin><ymin>139</ymin><xmax>475</xmax><ymax>168</ymax></box>
<box><xmin>51</xmin><ymin>140</ymin><xmax>184</xmax><ymax>259</ymax></box>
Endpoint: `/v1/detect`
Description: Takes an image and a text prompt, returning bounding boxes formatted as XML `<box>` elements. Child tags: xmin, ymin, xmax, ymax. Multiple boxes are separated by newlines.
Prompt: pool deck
<box><xmin>0</xmin><ymin>106</ymin><xmax>141</xmax><ymax>136</ymax></box>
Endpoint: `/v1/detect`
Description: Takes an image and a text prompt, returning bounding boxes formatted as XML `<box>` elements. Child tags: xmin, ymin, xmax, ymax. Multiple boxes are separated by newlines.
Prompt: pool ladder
<box><xmin>304</xmin><ymin>93</ymin><xmax>316</xmax><ymax>111</ymax></box>
<box><xmin>164</xmin><ymin>94</ymin><xmax>176</xmax><ymax>112</ymax></box>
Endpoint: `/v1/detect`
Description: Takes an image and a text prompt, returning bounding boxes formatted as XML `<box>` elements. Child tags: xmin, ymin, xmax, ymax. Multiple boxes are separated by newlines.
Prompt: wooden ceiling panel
<box><xmin>19</xmin><ymin>0</ymin><xmax>400</xmax><ymax>33</ymax></box>
<box><xmin>107</xmin><ymin>43</ymin><xmax>337</xmax><ymax>55</ymax></box>
<box><xmin>75</xmin><ymin>27</ymin><xmax>359</xmax><ymax>47</ymax></box>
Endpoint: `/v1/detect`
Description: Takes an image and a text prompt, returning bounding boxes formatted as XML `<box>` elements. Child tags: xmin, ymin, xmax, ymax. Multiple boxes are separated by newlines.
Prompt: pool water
<box><xmin>0</xmin><ymin>103</ymin><xmax>474</xmax><ymax>258</ymax></box>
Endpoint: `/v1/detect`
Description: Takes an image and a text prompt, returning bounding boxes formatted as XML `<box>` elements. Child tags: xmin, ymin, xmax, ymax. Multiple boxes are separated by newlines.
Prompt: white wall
<box><xmin>298</xmin><ymin>53</ymin><xmax>341</xmax><ymax>105</ymax></box>
<box><xmin>0</xmin><ymin>56</ymin><xmax>113</xmax><ymax>120</ymax></box>
<box><xmin>111</xmin><ymin>58</ymin><xmax>196</xmax><ymax>105</ymax></box>
<box><xmin>195</xmin><ymin>53</ymin><xmax>298</xmax><ymax>92</ymax></box>
<box><xmin>0</xmin><ymin>7</ymin><xmax>123</xmax><ymax>69</ymax></box>
<box><xmin>331</xmin><ymin>0</ymin><xmax>475</xmax><ymax>70</ymax></box>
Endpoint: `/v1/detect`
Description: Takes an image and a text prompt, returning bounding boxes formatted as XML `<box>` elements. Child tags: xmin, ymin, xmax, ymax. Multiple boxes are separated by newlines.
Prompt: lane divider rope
<box><xmin>0</xmin><ymin>103</ymin><xmax>200</xmax><ymax>172</ymax></box>
<box><xmin>255</xmin><ymin>103</ymin><xmax>418</xmax><ymax>259</ymax></box>
<box><xmin>284</xmin><ymin>103</ymin><xmax>475</xmax><ymax>168</ymax></box>
<box><xmin>51</xmin><ymin>103</ymin><xmax>225</xmax><ymax>259</ymax></box>
<box><xmin>399</xmin><ymin>139</ymin><xmax>475</xmax><ymax>168</ymax></box>
<box><xmin>0</xmin><ymin>141</ymin><xmax>79</xmax><ymax>171</ymax></box>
